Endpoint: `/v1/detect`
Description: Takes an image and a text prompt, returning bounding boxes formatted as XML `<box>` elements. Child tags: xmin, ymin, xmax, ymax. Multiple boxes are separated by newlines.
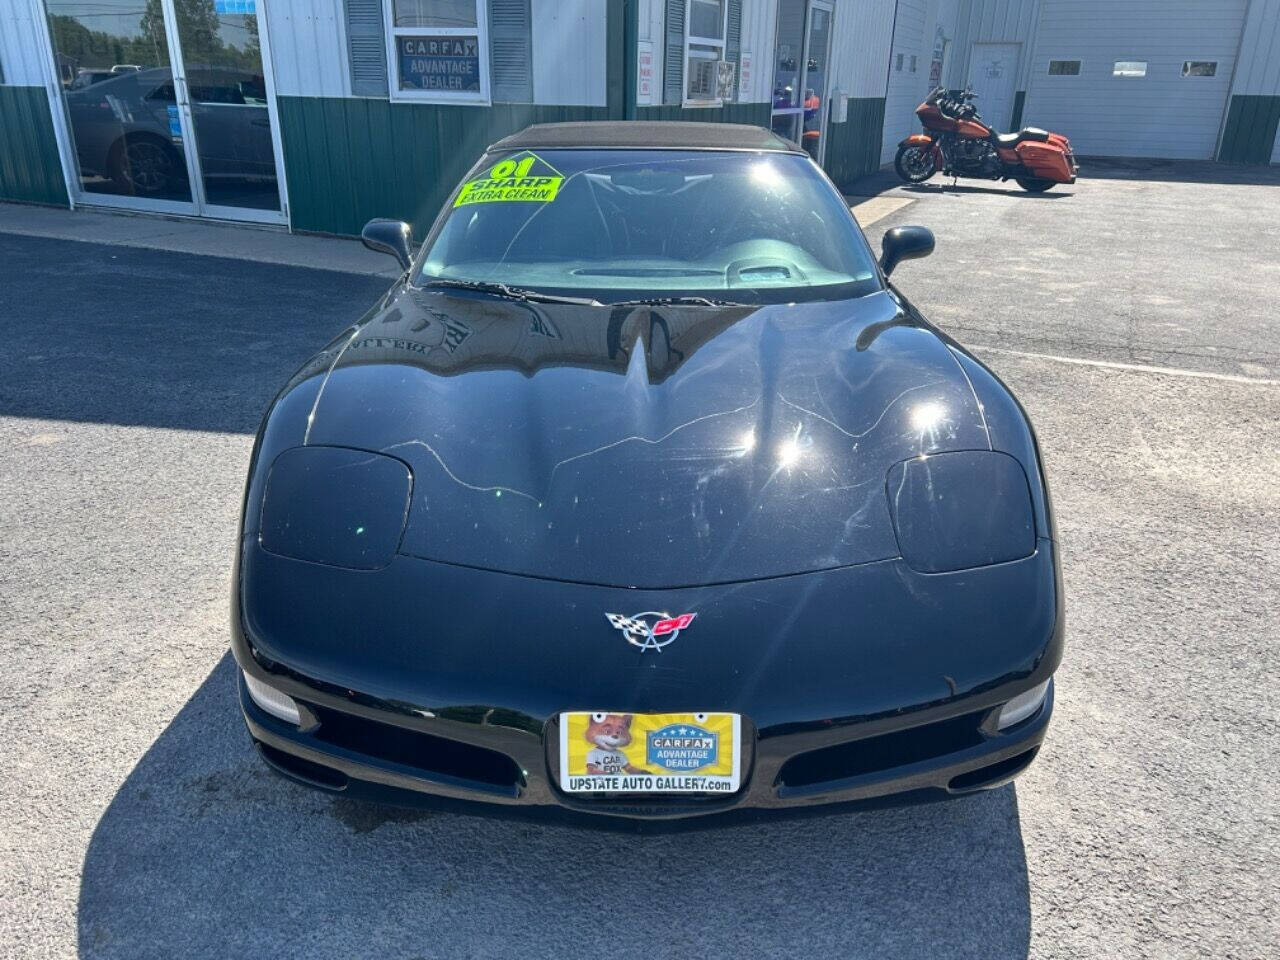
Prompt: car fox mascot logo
<box><xmin>584</xmin><ymin>713</ymin><xmax>648</xmax><ymax>775</ymax></box>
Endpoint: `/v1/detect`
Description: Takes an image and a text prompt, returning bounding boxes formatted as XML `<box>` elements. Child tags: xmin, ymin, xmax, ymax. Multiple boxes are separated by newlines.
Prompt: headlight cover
<box><xmin>259</xmin><ymin>446</ymin><xmax>412</xmax><ymax>570</ymax></box>
<box><xmin>886</xmin><ymin>450</ymin><xmax>1035</xmax><ymax>573</ymax></box>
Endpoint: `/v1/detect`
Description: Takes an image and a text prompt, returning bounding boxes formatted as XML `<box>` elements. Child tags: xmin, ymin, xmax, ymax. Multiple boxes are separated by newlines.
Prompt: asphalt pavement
<box><xmin>1</xmin><ymin>160</ymin><xmax>1278</xmax><ymax>960</ymax></box>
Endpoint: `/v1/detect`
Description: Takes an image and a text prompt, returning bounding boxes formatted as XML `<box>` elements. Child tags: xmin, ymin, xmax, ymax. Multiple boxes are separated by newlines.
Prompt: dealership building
<box><xmin>1</xmin><ymin>0</ymin><xmax>1278</xmax><ymax>236</ymax></box>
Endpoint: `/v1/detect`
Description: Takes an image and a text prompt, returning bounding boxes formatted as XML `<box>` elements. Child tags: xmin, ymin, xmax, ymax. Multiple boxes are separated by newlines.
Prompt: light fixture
<box><xmin>996</xmin><ymin>679</ymin><xmax>1050</xmax><ymax>730</ymax></box>
<box><xmin>243</xmin><ymin>670</ymin><xmax>302</xmax><ymax>725</ymax></box>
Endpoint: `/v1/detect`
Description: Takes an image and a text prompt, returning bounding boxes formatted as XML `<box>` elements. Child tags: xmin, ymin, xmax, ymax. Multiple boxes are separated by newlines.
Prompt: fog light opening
<box><xmin>997</xmin><ymin>679</ymin><xmax>1051</xmax><ymax>731</ymax></box>
<box><xmin>244</xmin><ymin>670</ymin><xmax>302</xmax><ymax>725</ymax></box>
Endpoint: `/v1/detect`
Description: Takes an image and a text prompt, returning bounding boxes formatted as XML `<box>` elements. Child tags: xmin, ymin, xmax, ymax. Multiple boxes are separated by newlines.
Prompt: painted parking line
<box><xmin>971</xmin><ymin>345</ymin><xmax>1280</xmax><ymax>386</ymax></box>
<box><xmin>849</xmin><ymin>196</ymin><xmax>915</xmax><ymax>227</ymax></box>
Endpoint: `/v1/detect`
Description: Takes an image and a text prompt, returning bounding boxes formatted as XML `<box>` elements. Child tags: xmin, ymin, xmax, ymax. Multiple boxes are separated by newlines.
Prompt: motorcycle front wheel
<box><xmin>1016</xmin><ymin>177</ymin><xmax>1056</xmax><ymax>193</ymax></box>
<box><xmin>895</xmin><ymin>145</ymin><xmax>937</xmax><ymax>183</ymax></box>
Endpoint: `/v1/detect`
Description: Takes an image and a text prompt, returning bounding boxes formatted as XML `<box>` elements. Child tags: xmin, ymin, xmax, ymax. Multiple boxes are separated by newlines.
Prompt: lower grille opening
<box><xmin>948</xmin><ymin>747</ymin><xmax>1038</xmax><ymax>792</ymax></box>
<box><xmin>308</xmin><ymin>703</ymin><xmax>522</xmax><ymax>790</ymax></box>
<box><xmin>257</xmin><ymin>742</ymin><xmax>348</xmax><ymax>790</ymax></box>
<box><xmin>778</xmin><ymin>710</ymin><xmax>987</xmax><ymax>789</ymax></box>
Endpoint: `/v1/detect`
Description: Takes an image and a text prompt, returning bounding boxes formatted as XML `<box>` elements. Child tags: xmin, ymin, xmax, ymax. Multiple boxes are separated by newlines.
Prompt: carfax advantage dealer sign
<box><xmin>398</xmin><ymin>36</ymin><xmax>481</xmax><ymax>92</ymax></box>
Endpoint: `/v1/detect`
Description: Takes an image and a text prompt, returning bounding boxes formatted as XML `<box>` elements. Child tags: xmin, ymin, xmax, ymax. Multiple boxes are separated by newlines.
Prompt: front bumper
<box><xmin>236</xmin><ymin>664</ymin><xmax>1054</xmax><ymax>829</ymax></box>
<box><xmin>232</xmin><ymin>538</ymin><xmax>1062</xmax><ymax>827</ymax></box>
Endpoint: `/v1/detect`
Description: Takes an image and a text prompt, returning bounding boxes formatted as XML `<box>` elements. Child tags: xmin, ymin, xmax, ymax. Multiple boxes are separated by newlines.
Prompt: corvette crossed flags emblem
<box><xmin>604</xmin><ymin>611</ymin><xmax>697</xmax><ymax>652</ymax></box>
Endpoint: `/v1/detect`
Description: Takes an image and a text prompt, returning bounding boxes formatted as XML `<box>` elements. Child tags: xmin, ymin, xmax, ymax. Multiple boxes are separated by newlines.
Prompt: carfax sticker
<box><xmin>454</xmin><ymin>151</ymin><xmax>564</xmax><ymax>206</ymax></box>
<box><xmin>558</xmin><ymin>712</ymin><xmax>741</xmax><ymax>794</ymax></box>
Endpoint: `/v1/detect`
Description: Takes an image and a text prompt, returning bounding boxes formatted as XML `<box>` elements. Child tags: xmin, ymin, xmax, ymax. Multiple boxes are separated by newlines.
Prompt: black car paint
<box><xmin>231</xmin><ymin>267</ymin><xmax>1063</xmax><ymax>823</ymax></box>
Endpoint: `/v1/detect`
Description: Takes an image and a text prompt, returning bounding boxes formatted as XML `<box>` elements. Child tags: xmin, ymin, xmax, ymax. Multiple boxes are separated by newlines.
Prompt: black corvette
<box><xmin>231</xmin><ymin>122</ymin><xmax>1062</xmax><ymax>825</ymax></box>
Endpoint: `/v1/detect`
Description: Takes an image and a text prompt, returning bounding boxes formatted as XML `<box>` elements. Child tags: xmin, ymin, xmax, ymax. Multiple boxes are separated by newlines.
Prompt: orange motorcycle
<box><xmin>895</xmin><ymin>87</ymin><xmax>1077</xmax><ymax>192</ymax></box>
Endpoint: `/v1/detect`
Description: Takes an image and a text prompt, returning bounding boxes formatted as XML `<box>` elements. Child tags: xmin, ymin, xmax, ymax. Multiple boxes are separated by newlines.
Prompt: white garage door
<box><xmin>1022</xmin><ymin>0</ymin><xmax>1248</xmax><ymax>159</ymax></box>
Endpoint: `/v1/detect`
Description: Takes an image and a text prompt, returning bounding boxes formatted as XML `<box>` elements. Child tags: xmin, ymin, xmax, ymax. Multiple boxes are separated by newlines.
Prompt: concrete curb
<box><xmin>0</xmin><ymin>202</ymin><xmax>404</xmax><ymax>277</ymax></box>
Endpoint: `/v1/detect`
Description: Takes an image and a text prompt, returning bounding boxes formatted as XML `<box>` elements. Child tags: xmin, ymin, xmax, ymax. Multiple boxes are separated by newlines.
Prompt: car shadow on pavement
<box><xmin>0</xmin><ymin>234</ymin><xmax>389</xmax><ymax>434</ymax></box>
<box><xmin>901</xmin><ymin>182</ymin><xmax>1074</xmax><ymax>198</ymax></box>
<box><xmin>77</xmin><ymin>655</ymin><xmax>1032</xmax><ymax>960</ymax></box>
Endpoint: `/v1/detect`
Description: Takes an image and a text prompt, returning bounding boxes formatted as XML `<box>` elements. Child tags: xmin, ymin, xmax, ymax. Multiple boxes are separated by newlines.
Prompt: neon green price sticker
<box><xmin>454</xmin><ymin>152</ymin><xmax>564</xmax><ymax>206</ymax></box>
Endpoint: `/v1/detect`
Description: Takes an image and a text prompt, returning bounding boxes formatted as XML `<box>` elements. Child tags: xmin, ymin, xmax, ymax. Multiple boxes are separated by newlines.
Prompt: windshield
<box><xmin>416</xmin><ymin>149</ymin><xmax>881</xmax><ymax>304</ymax></box>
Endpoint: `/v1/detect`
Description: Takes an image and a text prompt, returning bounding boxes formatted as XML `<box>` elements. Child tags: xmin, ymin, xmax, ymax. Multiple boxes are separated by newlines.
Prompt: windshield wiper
<box><xmin>419</xmin><ymin>278</ymin><xmax>602</xmax><ymax>306</ymax></box>
<box><xmin>609</xmin><ymin>295</ymin><xmax>750</xmax><ymax>307</ymax></box>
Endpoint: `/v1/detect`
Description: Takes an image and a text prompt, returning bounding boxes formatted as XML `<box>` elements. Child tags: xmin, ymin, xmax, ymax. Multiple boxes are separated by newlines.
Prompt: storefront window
<box><xmin>395</xmin><ymin>0</ymin><xmax>478</xmax><ymax>27</ymax></box>
<box><xmin>684</xmin><ymin>0</ymin><xmax>729</xmax><ymax>104</ymax></box>
<box><xmin>770</xmin><ymin>0</ymin><xmax>833</xmax><ymax>160</ymax></box>
<box><xmin>40</xmin><ymin>0</ymin><xmax>285</xmax><ymax>218</ymax></box>
<box><xmin>689</xmin><ymin>0</ymin><xmax>724</xmax><ymax>40</ymax></box>
<box><xmin>388</xmin><ymin>0</ymin><xmax>487</xmax><ymax>101</ymax></box>
<box><xmin>771</xmin><ymin>0</ymin><xmax>806</xmax><ymax>139</ymax></box>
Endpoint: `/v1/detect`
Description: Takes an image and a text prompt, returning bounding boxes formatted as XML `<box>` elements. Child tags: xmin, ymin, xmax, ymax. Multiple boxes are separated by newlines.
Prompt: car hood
<box><xmin>301</xmin><ymin>285</ymin><xmax>989</xmax><ymax>588</ymax></box>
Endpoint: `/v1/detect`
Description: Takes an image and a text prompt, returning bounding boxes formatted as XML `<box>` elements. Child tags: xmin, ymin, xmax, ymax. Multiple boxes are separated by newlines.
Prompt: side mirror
<box><xmin>361</xmin><ymin>218</ymin><xmax>413</xmax><ymax>271</ymax></box>
<box><xmin>879</xmin><ymin>225</ymin><xmax>935</xmax><ymax>278</ymax></box>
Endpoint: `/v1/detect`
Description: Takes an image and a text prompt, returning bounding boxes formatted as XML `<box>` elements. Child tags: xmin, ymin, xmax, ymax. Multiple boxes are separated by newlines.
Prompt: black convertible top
<box><xmin>490</xmin><ymin>121</ymin><xmax>801</xmax><ymax>153</ymax></box>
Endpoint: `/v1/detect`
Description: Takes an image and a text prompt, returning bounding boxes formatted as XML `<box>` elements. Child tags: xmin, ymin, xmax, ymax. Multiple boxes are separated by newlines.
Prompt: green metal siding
<box><xmin>0</xmin><ymin>86</ymin><xmax>69</xmax><ymax>207</ymax></box>
<box><xmin>277</xmin><ymin>98</ymin><xmax>610</xmax><ymax>236</ymax></box>
<box><xmin>1217</xmin><ymin>95</ymin><xmax>1280</xmax><ymax>164</ymax></box>
<box><xmin>822</xmin><ymin>98</ymin><xmax>886</xmax><ymax>190</ymax></box>
<box><xmin>606</xmin><ymin>0</ymin><xmax>626</xmax><ymax>119</ymax></box>
<box><xmin>278</xmin><ymin>97</ymin><xmax>775</xmax><ymax>237</ymax></box>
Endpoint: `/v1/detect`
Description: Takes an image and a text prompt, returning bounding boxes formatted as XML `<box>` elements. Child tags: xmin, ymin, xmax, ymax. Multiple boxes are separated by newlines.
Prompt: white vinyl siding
<box><xmin>881</xmin><ymin>0</ymin><xmax>928</xmax><ymax>164</ymax></box>
<box><xmin>262</xmin><ymin>1</ymin><xmax>353</xmax><ymax>97</ymax></box>
<box><xmin>0</xmin><ymin>3</ymin><xmax>52</xmax><ymax>85</ymax></box>
<box><xmin>949</xmin><ymin>0</ymin><xmax>1041</xmax><ymax>92</ymax></box>
<box><xmin>530</xmin><ymin>0</ymin><xmax>606</xmax><ymax>105</ymax></box>
<box><xmin>1227</xmin><ymin>0</ymin><xmax>1280</xmax><ymax>164</ymax></box>
<box><xmin>735</xmin><ymin>0</ymin><xmax>777</xmax><ymax>103</ymax></box>
<box><xmin>1226</xmin><ymin>0</ymin><xmax>1280</xmax><ymax>96</ymax></box>
<box><xmin>1022</xmin><ymin>0</ymin><xmax>1248</xmax><ymax>159</ymax></box>
<box><xmin>833</xmin><ymin>0</ymin><xmax>896</xmax><ymax>98</ymax></box>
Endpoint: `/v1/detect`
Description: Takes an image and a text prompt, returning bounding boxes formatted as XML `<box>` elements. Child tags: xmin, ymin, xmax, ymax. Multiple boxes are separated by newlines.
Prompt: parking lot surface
<box><xmin>2</xmin><ymin>162</ymin><xmax>1278</xmax><ymax>959</ymax></box>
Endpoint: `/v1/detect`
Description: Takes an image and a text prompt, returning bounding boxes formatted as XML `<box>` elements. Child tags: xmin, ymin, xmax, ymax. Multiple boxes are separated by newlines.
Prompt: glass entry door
<box><xmin>770</xmin><ymin>0</ymin><xmax>807</xmax><ymax>144</ymax></box>
<box><xmin>770</xmin><ymin>0</ymin><xmax>835</xmax><ymax>164</ymax></box>
<box><xmin>800</xmin><ymin>2</ymin><xmax>833</xmax><ymax>162</ymax></box>
<box><xmin>43</xmin><ymin>0</ymin><xmax>286</xmax><ymax>223</ymax></box>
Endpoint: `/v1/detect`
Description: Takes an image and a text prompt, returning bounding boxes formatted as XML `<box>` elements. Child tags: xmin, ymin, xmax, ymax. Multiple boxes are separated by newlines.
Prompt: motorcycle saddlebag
<box><xmin>1016</xmin><ymin>141</ymin><xmax>1075</xmax><ymax>183</ymax></box>
<box><xmin>1048</xmin><ymin>133</ymin><xmax>1079</xmax><ymax>175</ymax></box>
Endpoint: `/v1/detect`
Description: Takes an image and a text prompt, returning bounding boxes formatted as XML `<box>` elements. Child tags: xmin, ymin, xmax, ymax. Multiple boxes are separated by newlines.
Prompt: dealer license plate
<box><xmin>558</xmin><ymin>712</ymin><xmax>741</xmax><ymax>794</ymax></box>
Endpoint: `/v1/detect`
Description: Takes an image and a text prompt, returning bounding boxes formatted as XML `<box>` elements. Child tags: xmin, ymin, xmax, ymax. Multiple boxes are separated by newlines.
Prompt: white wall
<box><xmin>263</xmin><ymin>0</ymin><xmax>350</xmax><ymax>98</ymax></box>
<box><xmin>263</xmin><ymin>0</ymin><xmax>606</xmax><ymax>104</ymax></box>
<box><xmin>738</xmin><ymin>0</ymin><xmax>777</xmax><ymax>103</ymax></box>
<box><xmin>880</xmin><ymin>0</ymin><xmax>966</xmax><ymax>164</ymax></box>
<box><xmin>881</xmin><ymin>0</ymin><xmax>928</xmax><ymax>162</ymax></box>
<box><xmin>638</xmin><ymin>0</ymin><xmax>775</xmax><ymax>104</ymax></box>
<box><xmin>1022</xmin><ymin>0</ymin><xmax>1248</xmax><ymax>158</ymax></box>
<box><xmin>1228</xmin><ymin>0</ymin><xmax>1280</xmax><ymax>96</ymax></box>
<box><xmin>0</xmin><ymin>1</ymin><xmax>50</xmax><ymax>86</ymax></box>
<box><xmin>1227</xmin><ymin>0</ymin><xmax>1280</xmax><ymax>163</ymax></box>
<box><xmin>831</xmin><ymin>0</ymin><xmax>896</xmax><ymax>99</ymax></box>
<box><xmin>949</xmin><ymin>0</ymin><xmax>1040</xmax><ymax>92</ymax></box>
<box><xmin>531</xmin><ymin>0</ymin><xmax>606</xmax><ymax>105</ymax></box>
